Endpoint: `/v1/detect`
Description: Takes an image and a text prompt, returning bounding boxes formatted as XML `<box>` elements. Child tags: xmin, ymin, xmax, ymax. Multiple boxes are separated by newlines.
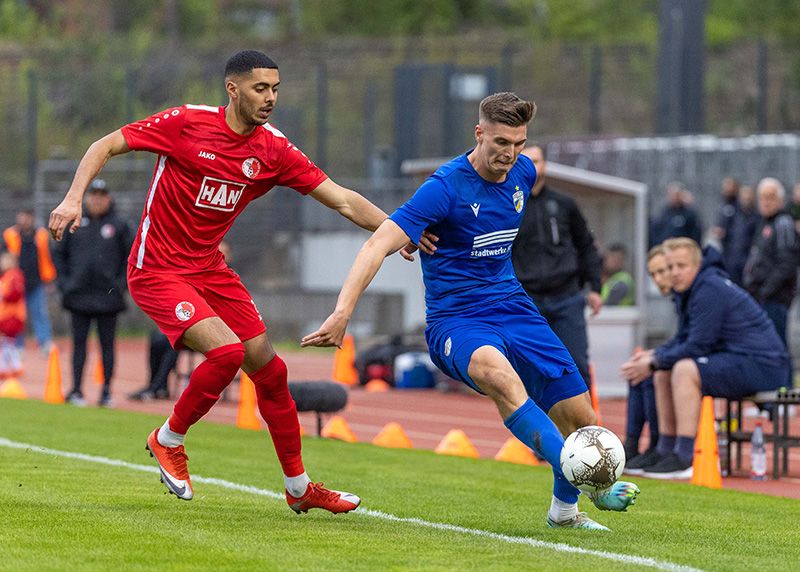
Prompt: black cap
<box><xmin>88</xmin><ymin>179</ymin><xmax>108</xmax><ymax>193</ymax></box>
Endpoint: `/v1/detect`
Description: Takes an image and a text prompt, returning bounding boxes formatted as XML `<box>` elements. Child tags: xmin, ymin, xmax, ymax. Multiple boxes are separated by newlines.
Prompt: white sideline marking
<box><xmin>1</xmin><ymin>437</ymin><xmax>701</xmax><ymax>572</ymax></box>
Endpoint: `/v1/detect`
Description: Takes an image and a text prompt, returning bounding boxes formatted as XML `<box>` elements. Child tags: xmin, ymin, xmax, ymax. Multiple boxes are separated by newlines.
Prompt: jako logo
<box><xmin>195</xmin><ymin>177</ymin><xmax>246</xmax><ymax>212</ymax></box>
<box><xmin>198</xmin><ymin>151</ymin><xmax>215</xmax><ymax>160</ymax></box>
<box><xmin>175</xmin><ymin>301</ymin><xmax>195</xmax><ymax>322</ymax></box>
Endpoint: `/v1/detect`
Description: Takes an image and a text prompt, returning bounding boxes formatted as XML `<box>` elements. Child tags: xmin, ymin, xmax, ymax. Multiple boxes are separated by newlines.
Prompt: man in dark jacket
<box><xmin>722</xmin><ymin>185</ymin><xmax>759</xmax><ymax>286</ymax></box>
<box><xmin>743</xmin><ymin>177</ymin><xmax>799</xmax><ymax>348</ymax></box>
<box><xmin>621</xmin><ymin>239</ymin><xmax>789</xmax><ymax>479</ymax></box>
<box><xmin>53</xmin><ymin>180</ymin><xmax>133</xmax><ymax>407</ymax></box>
<box><xmin>512</xmin><ymin>145</ymin><xmax>603</xmax><ymax>390</ymax></box>
<box><xmin>648</xmin><ymin>182</ymin><xmax>703</xmax><ymax>248</ymax></box>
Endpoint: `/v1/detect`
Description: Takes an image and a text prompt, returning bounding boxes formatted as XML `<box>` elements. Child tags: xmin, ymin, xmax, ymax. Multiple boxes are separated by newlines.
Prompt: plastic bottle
<box><xmin>718</xmin><ymin>420</ymin><xmax>728</xmax><ymax>477</ymax></box>
<box><xmin>750</xmin><ymin>422</ymin><xmax>767</xmax><ymax>481</ymax></box>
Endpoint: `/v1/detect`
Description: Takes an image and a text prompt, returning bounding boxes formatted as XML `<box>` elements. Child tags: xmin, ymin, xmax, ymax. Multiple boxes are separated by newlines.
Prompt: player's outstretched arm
<box><xmin>301</xmin><ymin>219</ymin><xmax>411</xmax><ymax>348</ymax></box>
<box><xmin>49</xmin><ymin>130</ymin><xmax>130</xmax><ymax>241</ymax></box>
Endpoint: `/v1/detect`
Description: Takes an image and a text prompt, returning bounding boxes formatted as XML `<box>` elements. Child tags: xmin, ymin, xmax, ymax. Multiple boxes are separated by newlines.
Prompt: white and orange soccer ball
<box><xmin>560</xmin><ymin>425</ymin><xmax>626</xmax><ymax>493</ymax></box>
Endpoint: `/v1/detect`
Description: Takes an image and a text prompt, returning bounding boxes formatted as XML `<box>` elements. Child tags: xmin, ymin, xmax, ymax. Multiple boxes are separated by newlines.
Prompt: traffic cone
<box><xmin>494</xmin><ymin>437</ymin><xmax>539</xmax><ymax>465</ymax></box>
<box><xmin>236</xmin><ymin>372</ymin><xmax>261</xmax><ymax>430</ymax></box>
<box><xmin>372</xmin><ymin>422</ymin><xmax>413</xmax><ymax>448</ymax></box>
<box><xmin>44</xmin><ymin>346</ymin><xmax>64</xmax><ymax>404</ymax></box>
<box><xmin>331</xmin><ymin>334</ymin><xmax>358</xmax><ymax>385</ymax></box>
<box><xmin>435</xmin><ymin>429</ymin><xmax>479</xmax><ymax>458</ymax></box>
<box><xmin>365</xmin><ymin>378</ymin><xmax>391</xmax><ymax>392</ymax></box>
<box><xmin>93</xmin><ymin>358</ymin><xmax>104</xmax><ymax>386</ymax></box>
<box><xmin>589</xmin><ymin>363</ymin><xmax>602</xmax><ymax>426</ymax></box>
<box><xmin>321</xmin><ymin>415</ymin><xmax>357</xmax><ymax>442</ymax></box>
<box><xmin>0</xmin><ymin>377</ymin><xmax>27</xmax><ymax>399</ymax></box>
<box><xmin>691</xmin><ymin>396</ymin><xmax>723</xmax><ymax>489</ymax></box>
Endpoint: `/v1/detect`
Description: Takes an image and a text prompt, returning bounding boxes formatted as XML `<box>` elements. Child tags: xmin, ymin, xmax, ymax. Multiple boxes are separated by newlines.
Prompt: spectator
<box><xmin>743</xmin><ymin>177</ymin><xmax>799</xmax><ymax>349</ymax></box>
<box><xmin>621</xmin><ymin>238</ymin><xmax>789</xmax><ymax>478</ymax></box>
<box><xmin>623</xmin><ymin>245</ymin><xmax>669</xmax><ymax>472</ymax></box>
<box><xmin>648</xmin><ymin>182</ymin><xmax>703</xmax><ymax>248</ymax></box>
<box><xmin>600</xmin><ymin>243</ymin><xmax>635</xmax><ymax>306</ymax></box>
<box><xmin>722</xmin><ymin>185</ymin><xmax>759</xmax><ymax>285</ymax></box>
<box><xmin>3</xmin><ymin>208</ymin><xmax>56</xmax><ymax>353</ymax></box>
<box><xmin>789</xmin><ymin>182</ymin><xmax>800</xmax><ymax>234</ymax></box>
<box><xmin>0</xmin><ymin>251</ymin><xmax>26</xmax><ymax>381</ymax></box>
<box><xmin>511</xmin><ymin>144</ymin><xmax>603</xmax><ymax>390</ymax></box>
<box><xmin>711</xmin><ymin>176</ymin><xmax>739</xmax><ymax>247</ymax></box>
<box><xmin>53</xmin><ymin>180</ymin><xmax>133</xmax><ymax>407</ymax></box>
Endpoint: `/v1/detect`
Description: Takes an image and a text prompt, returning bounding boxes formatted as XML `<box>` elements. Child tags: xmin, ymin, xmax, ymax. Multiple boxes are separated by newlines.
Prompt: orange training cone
<box><xmin>236</xmin><ymin>372</ymin><xmax>261</xmax><ymax>430</ymax></box>
<box><xmin>93</xmin><ymin>358</ymin><xmax>104</xmax><ymax>386</ymax></box>
<box><xmin>588</xmin><ymin>363</ymin><xmax>602</xmax><ymax>426</ymax></box>
<box><xmin>44</xmin><ymin>346</ymin><xmax>64</xmax><ymax>404</ymax></box>
<box><xmin>0</xmin><ymin>377</ymin><xmax>27</xmax><ymax>399</ymax></box>
<box><xmin>331</xmin><ymin>334</ymin><xmax>358</xmax><ymax>385</ymax></box>
<box><xmin>321</xmin><ymin>415</ymin><xmax>357</xmax><ymax>443</ymax></box>
<box><xmin>372</xmin><ymin>422</ymin><xmax>413</xmax><ymax>449</ymax></box>
<box><xmin>494</xmin><ymin>437</ymin><xmax>539</xmax><ymax>465</ymax></box>
<box><xmin>365</xmin><ymin>378</ymin><xmax>391</xmax><ymax>392</ymax></box>
<box><xmin>435</xmin><ymin>429</ymin><xmax>479</xmax><ymax>458</ymax></box>
<box><xmin>691</xmin><ymin>396</ymin><xmax>723</xmax><ymax>489</ymax></box>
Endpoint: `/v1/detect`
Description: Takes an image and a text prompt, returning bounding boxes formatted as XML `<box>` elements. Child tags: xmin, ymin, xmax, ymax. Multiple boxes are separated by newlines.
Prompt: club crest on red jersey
<box><xmin>242</xmin><ymin>157</ymin><xmax>262</xmax><ymax>179</ymax></box>
<box><xmin>175</xmin><ymin>301</ymin><xmax>195</xmax><ymax>322</ymax></box>
<box><xmin>195</xmin><ymin>177</ymin><xmax>246</xmax><ymax>212</ymax></box>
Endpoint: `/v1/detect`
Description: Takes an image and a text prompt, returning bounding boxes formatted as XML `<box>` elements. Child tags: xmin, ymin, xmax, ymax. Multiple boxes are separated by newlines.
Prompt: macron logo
<box><xmin>195</xmin><ymin>177</ymin><xmax>246</xmax><ymax>212</ymax></box>
<box><xmin>470</xmin><ymin>203</ymin><xmax>480</xmax><ymax>217</ymax></box>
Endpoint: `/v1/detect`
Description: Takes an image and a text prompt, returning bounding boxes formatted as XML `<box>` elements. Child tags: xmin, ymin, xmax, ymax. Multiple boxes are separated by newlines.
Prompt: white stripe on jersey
<box><xmin>185</xmin><ymin>104</ymin><xmax>218</xmax><ymax>113</ymax></box>
<box><xmin>261</xmin><ymin>123</ymin><xmax>286</xmax><ymax>139</ymax></box>
<box><xmin>472</xmin><ymin>228</ymin><xmax>518</xmax><ymax>248</ymax></box>
<box><xmin>136</xmin><ymin>155</ymin><xmax>167</xmax><ymax>269</ymax></box>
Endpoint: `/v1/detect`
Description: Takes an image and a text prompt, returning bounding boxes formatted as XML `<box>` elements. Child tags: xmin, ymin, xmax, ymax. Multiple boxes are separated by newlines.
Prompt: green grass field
<box><xmin>1</xmin><ymin>400</ymin><xmax>797</xmax><ymax>571</ymax></box>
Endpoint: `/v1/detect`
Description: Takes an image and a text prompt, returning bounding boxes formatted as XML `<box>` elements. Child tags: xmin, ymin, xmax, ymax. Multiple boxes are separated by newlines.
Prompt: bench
<box><xmin>288</xmin><ymin>381</ymin><xmax>349</xmax><ymax>436</ymax></box>
<box><xmin>722</xmin><ymin>388</ymin><xmax>800</xmax><ymax>479</ymax></box>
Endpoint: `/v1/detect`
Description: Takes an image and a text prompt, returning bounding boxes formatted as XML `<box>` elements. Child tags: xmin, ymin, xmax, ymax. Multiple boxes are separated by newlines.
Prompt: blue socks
<box><xmin>657</xmin><ymin>434</ymin><xmax>676</xmax><ymax>456</ymax></box>
<box><xmin>675</xmin><ymin>436</ymin><xmax>696</xmax><ymax>465</ymax></box>
<box><xmin>504</xmin><ymin>398</ymin><xmax>580</xmax><ymax>504</ymax></box>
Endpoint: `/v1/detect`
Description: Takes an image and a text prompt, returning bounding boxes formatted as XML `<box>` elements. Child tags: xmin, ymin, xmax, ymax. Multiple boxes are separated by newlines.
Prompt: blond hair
<box><xmin>647</xmin><ymin>244</ymin><xmax>665</xmax><ymax>261</ymax></box>
<box><xmin>662</xmin><ymin>237</ymin><xmax>701</xmax><ymax>264</ymax></box>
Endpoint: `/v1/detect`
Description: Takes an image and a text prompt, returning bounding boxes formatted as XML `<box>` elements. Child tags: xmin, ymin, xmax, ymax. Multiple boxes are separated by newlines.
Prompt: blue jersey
<box><xmin>390</xmin><ymin>152</ymin><xmax>537</xmax><ymax>321</ymax></box>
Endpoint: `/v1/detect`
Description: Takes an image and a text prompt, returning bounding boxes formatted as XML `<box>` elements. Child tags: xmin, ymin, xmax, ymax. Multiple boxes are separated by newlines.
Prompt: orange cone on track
<box><xmin>494</xmin><ymin>437</ymin><xmax>539</xmax><ymax>465</ymax></box>
<box><xmin>372</xmin><ymin>422</ymin><xmax>413</xmax><ymax>449</ymax></box>
<box><xmin>331</xmin><ymin>334</ymin><xmax>358</xmax><ymax>385</ymax></box>
<box><xmin>321</xmin><ymin>415</ymin><xmax>357</xmax><ymax>443</ymax></box>
<box><xmin>93</xmin><ymin>358</ymin><xmax>104</xmax><ymax>386</ymax></box>
<box><xmin>589</xmin><ymin>363</ymin><xmax>602</xmax><ymax>426</ymax></box>
<box><xmin>365</xmin><ymin>378</ymin><xmax>391</xmax><ymax>392</ymax></box>
<box><xmin>236</xmin><ymin>373</ymin><xmax>261</xmax><ymax>430</ymax></box>
<box><xmin>0</xmin><ymin>378</ymin><xmax>27</xmax><ymax>399</ymax></box>
<box><xmin>44</xmin><ymin>346</ymin><xmax>64</xmax><ymax>404</ymax></box>
<box><xmin>435</xmin><ymin>429</ymin><xmax>479</xmax><ymax>458</ymax></box>
<box><xmin>691</xmin><ymin>396</ymin><xmax>722</xmax><ymax>489</ymax></box>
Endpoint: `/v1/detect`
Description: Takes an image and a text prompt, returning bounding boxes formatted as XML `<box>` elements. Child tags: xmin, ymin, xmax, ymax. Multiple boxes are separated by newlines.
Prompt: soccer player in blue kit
<box><xmin>302</xmin><ymin>92</ymin><xmax>639</xmax><ymax>530</ymax></box>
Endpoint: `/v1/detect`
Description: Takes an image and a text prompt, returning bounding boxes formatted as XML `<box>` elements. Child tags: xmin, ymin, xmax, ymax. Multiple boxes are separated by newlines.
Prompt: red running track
<box><xmin>6</xmin><ymin>338</ymin><xmax>800</xmax><ymax>499</ymax></box>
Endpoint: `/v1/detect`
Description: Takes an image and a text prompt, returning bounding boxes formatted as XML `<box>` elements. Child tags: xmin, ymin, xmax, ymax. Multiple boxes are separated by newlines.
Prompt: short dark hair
<box><xmin>479</xmin><ymin>92</ymin><xmax>536</xmax><ymax>127</ymax></box>
<box><xmin>608</xmin><ymin>243</ymin><xmax>627</xmax><ymax>255</ymax></box>
<box><xmin>224</xmin><ymin>50</ymin><xmax>278</xmax><ymax>78</ymax></box>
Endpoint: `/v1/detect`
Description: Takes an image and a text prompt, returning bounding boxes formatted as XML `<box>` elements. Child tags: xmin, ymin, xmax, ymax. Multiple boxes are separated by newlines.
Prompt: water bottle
<box><xmin>750</xmin><ymin>422</ymin><xmax>767</xmax><ymax>481</ymax></box>
<box><xmin>717</xmin><ymin>420</ymin><xmax>728</xmax><ymax>477</ymax></box>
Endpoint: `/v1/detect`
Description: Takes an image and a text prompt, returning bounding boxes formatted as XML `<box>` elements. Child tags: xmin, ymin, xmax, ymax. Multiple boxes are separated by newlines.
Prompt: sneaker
<box><xmin>286</xmin><ymin>482</ymin><xmax>360</xmax><ymax>514</ymax></box>
<box><xmin>153</xmin><ymin>388</ymin><xmax>170</xmax><ymax>400</ymax></box>
<box><xmin>66</xmin><ymin>392</ymin><xmax>86</xmax><ymax>407</ymax></box>
<box><xmin>128</xmin><ymin>388</ymin><xmax>155</xmax><ymax>401</ymax></box>
<box><xmin>98</xmin><ymin>394</ymin><xmax>113</xmax><ymax>408</ymax></box>
<box><xmin>588</xmin><ymin>481</ymin><xmax>640</xmax><ymax>511</ymax></box>
<box><xmin>642</xmin><ymin>452</ymin><xmax>693</xmax><ymax>480</ymax></box>
<box><xmin>546</xmin><ymin>512</ymin><xmax>610</xmax><ymax>531</ymax></box>
<box><xmin>624</xmin><ymin>447</ymin><xmax>662</xmax><ymax>475</ymax></box>
<box><xmin>145</xmin><ymin>428</ymin><xmax>193</xmax><ymax>500</ymax></box>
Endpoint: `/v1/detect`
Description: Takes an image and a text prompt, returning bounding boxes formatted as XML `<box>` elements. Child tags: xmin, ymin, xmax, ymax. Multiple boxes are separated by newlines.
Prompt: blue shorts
<box><xmin>695</xmin><ymin>353</ymin><xmax>789</xmax><ymax>399</ymax></box>
<box><xmin>425</xmin><ymin>294</ymin><xmax>587</xmax><ymax>412</ymax></box>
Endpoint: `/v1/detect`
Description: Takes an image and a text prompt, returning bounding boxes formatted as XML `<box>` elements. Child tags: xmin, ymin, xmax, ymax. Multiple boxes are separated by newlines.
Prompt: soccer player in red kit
<box><xmin>49</xmin><ymin>50</ymin><xmax>432</xmax><ymax>513</ymax></box>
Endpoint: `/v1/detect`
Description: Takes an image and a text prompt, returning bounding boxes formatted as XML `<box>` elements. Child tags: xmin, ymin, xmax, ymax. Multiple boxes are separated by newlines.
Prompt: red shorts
<box><xmin>127</xmin><ymin>265</ymin><xmax>266</xmax><ymax>349</ymax></box>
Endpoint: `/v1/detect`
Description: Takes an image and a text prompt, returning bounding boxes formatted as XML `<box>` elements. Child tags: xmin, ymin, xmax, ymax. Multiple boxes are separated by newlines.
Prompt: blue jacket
<box><xmin>654</xmin><ymin>247</ymin><xmax>789</xmax><ymax>370</ymax></box>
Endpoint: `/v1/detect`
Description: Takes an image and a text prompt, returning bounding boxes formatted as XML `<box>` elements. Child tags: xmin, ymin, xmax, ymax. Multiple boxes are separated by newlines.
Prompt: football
<box><xmin>560</xmin><ymin>426</ymin><xmax>626</xmax><ymax>493</ymax></box>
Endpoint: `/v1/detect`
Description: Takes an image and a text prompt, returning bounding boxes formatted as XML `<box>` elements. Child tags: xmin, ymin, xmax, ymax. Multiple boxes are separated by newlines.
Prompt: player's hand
<box><xmin>49</xmin><ymin>199</ymin><xmax>82</xmax><ymax>241</ymax></box>
<box><xmin>301</xmin><ymin>312</ymin><xmax>349</xmax><ymax>348</ymax></box>
<box><xmin>399</xmin><ymin>230</ymin><xmax>439</xmax><ymax>261</ymax></box>
<box><xmin>586</xmin><ymin>291</ymin><xmax>603</xmax><ymax>316</ymax></box>
<box><xmin>620</xmin><ymin>354</ymin><xmax>651</xmax><ymax>384</ymax></box>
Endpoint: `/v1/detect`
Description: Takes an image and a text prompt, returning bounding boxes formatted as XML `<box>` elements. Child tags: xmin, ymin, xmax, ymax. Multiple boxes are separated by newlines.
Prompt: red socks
<box><xmin>168</xmin><ymin>343</ymin><xmax>245</xmax><ymax>434</ymax></box>
<box><xmin>249</xmin><ymin>355</ymin><xmax>305</xmax><ymax>477</ymax></box>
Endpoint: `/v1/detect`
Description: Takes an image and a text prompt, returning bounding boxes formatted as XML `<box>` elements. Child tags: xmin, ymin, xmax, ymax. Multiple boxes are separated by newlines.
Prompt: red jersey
<box><xmin>0</xmin><ymin>267</ymin><xmax>25</xmax><ymax>338</ymax></box>
<box><xmin>120</xmin><ymin>105</ymin><xmax>328</xmax><ymax>273</ymax></box>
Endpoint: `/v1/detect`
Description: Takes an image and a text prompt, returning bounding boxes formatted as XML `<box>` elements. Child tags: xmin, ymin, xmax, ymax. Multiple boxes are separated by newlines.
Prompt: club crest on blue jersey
<box><xmin>513</xmin><ymin>187</ymin><xmax>524</xmax><ymax>213</ymax></box>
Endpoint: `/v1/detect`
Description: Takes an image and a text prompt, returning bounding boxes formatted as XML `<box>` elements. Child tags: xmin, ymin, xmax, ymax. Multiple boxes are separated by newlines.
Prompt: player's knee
<box><xmin>252</xmin><ymin>354</ymin><xmax>288</xmax><ymax>392</ymax></box>
<box><xmin>205</xmin><ymin>342</ymin><xmax>246</xmax><ymax>376</ymax></box>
